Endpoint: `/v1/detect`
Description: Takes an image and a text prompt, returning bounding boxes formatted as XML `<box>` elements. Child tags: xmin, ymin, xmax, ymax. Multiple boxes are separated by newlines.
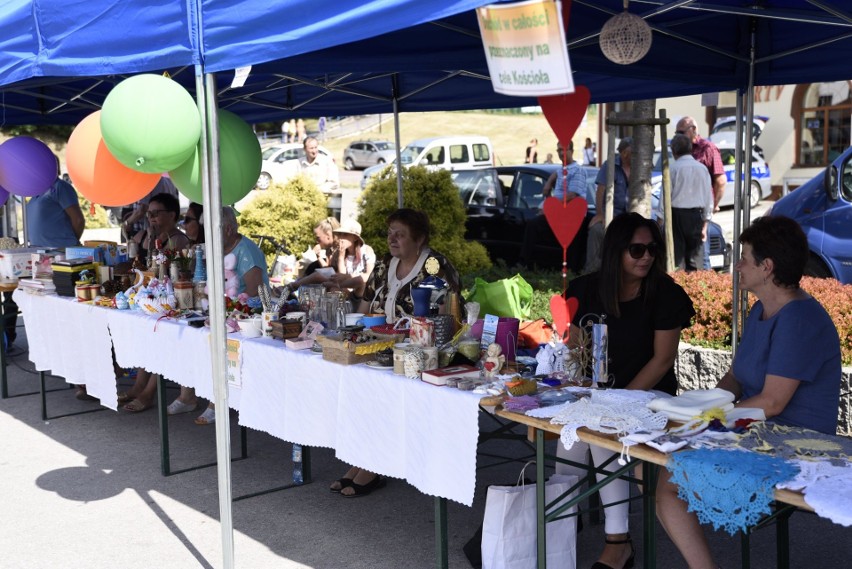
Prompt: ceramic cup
<box><xmin>421</xmin><ymin>346</ymin><xmax>439</xmax><ymax>371</ymax></box>
<box><xmin>392</xmin><ymin>342</ymin><xmax>410</xmax><ymax>375</ymax></box>
<box><xmin>261</xmin><ymin>310</ymin><xmax>279</xmax><ymax>337</ymax></box>
<box><xmin>238</xmin><ymin>317</ymin><xmax>262</xmax><ymax>338</ymax></box>
<box><xmin>360</xmin><ymin>314</ymin><xmax>387</xmax><ymax>328</ymax></box>
<box><xmin>344</xmin><ymin>312</ymin><xmax>365</xmax><ymax>327</ymax></box>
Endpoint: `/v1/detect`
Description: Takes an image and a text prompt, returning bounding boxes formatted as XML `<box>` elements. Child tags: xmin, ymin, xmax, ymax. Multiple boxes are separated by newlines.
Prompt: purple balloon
<box><xmin>0</xmin><ymin>185</ymin><xmax>8</xmax><ymax>208</ymax></box>
<box><xmin>0</xmin><ymin>137</ymin><xmax>57</xmax><ymax>197</ymax></box>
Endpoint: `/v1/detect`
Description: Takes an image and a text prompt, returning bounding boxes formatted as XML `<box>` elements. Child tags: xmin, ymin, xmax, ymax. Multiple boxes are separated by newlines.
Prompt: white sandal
<box><xmin>194</xmin><ymin>407</ymin><xmax>216</xmax><ymax>425</ymax></box>
<box><xmin>167</xmin><ymin>398</ymin><xmax>198</xmax><ymax>415</ymax></box>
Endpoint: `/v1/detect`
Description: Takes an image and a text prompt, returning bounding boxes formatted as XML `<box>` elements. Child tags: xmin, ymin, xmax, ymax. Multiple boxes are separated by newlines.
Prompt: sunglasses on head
<box><xmin>627</xmin><ymin>242</ymin><xmax>659</xmax><ymax>259</ymax></box>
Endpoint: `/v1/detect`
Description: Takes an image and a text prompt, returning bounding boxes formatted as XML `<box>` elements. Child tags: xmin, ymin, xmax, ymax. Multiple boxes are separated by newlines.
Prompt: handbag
<box><xmin>468</xmin><ymin>274</ymin><xmax>533</xmax><ymax>320</ymax></box>
<box><xmin>481</xmin><ymin>465</ymin><xmax>578</xmax><ymax>569</ymax></box>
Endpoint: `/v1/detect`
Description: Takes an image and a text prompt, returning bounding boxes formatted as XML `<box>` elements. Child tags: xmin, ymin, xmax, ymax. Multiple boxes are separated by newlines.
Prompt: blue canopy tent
<box><xmin>4</xmin><ymin>2</ymin><xmax>852</xmax><ymax>567</ymax></box>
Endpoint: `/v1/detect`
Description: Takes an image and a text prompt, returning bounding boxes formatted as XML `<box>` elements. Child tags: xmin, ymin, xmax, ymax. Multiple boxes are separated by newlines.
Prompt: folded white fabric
<box><xmin>647</xmin><ymin>388</ymin><xmax>736</xmax><ymax>421</ymax></box>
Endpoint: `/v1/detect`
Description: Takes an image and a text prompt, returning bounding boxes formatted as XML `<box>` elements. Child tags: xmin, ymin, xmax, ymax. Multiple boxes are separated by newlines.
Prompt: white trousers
<box><xmin>556</xmin><ymin>440</ymin><xmax>630</xmax><ymax>535</ymax></box>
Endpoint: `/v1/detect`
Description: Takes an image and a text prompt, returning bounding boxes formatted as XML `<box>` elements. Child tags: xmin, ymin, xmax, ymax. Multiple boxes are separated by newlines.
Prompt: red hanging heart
<box><xmin>550</xmin><ymin>295</ymin><xmax>579</xmax><ymax>341</ymax></box>
<box><xmin>538</xmin><ymin>86</ymin><xmax>591</xmax><ymax>146</ymax></box>
<box><xmin>542</xmin><ymin>196</ymin><xmax>587</xmax><ymax>250</ymax></box>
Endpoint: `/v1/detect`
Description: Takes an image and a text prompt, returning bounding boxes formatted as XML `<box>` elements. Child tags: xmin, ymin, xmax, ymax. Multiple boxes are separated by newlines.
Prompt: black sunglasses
<box><xmin>627</xmin><ymin>242</ymin><xmax>659</xmax><ymax>259</ymax></box>
<box><xmin>183</xmin><ymin>216</ymin><xmax>197</xmax><ymax>223</ymax></box>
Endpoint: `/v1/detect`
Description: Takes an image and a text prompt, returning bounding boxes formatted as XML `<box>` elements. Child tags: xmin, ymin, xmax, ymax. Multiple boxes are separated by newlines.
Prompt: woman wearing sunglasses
<box><xmin>558</xmin><ymin>212</ymin><xmax>695</xmax><ymax>569</ymax></box>
<box><xmin>181</xmin><ymin>202</ymin><xmax>204</xmax><ymax>246</ymax></box>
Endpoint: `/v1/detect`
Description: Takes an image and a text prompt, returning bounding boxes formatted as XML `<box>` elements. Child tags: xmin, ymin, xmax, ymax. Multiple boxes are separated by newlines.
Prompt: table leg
<box><xmin>642</xmin><ymin>461</ymin><xmax>658</xmax><ymax>569</ymax></box>
<box><xmin>0</xmin><ymin>296</ymin><xmax>8</xmax><ymax>399</ymax></box>
<box><xmin>434</xmin><ymin>497</ymin><xmax>448</xmax><ymax>569</ymax></box>
<box><xmin>536</xmin><ymin>429</ymin><xmax>547</xmax><ymax>569</ymax></box>
<box><xmin>40</xmin><ymin>371</ymin><xmax>47</xmax><ymax>421</ymax></box>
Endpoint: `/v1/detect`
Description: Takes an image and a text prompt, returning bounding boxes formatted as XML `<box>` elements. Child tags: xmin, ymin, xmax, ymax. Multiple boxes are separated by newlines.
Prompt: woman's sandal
<box><xmin>167</xmin><ymin>399</ymin><xmax>198</xmax><ymax>415</ymax></box>
<box><xmin>341</xmin><ymin>475</ymin><xmax>386</xmax><ymax>498</ymax></box>
<box><xmin>194</xmin><ymin>407</ymin><xmax>216</xmax><ymax>425</ymax></box>
<box><xmin>591</xmin><ymin>535</ymin><xmax>634</xmax><ymax>569</ymax></box>
<box><xmin>74</xmin><ymin>387</ymin><xmax>97</xmax><ymax>402</ymax></box>
<box><xmin>329</xmin><ymin>478</ymin><xmax>354</xmax><ymax>493</ymax></box>
<box><xmin>123</xmin><ymin>399</ymin><xmax>152</xmax><ymax>413</ymax></box>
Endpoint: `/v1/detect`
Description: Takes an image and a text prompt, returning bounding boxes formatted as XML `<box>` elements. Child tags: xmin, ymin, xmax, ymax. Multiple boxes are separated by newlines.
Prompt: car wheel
<box><xmin>344</xmin><ymin>158</ymin><xmax>355</xmax><ymax>171</ymax></box>
<box><xmin>256</xmin><ymin>172</ymin><xmax>272</xmax><ymax>190</ymax></box>
<box><xmin>749</xmin><ymin>181</ymin><xmax>761</xmax><ymax>208</ymax></box>
<box><xmin>805</xmin><ymin>255</ymin><xmax>832</xmax><ymax>279</ymax></box>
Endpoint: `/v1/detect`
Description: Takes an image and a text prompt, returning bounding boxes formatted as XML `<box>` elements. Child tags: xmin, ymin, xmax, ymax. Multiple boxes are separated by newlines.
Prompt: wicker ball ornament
<box><xmin>599</xmin><ymin>10</ymin><xmax>652</xmax><ymax>65</ymax></box>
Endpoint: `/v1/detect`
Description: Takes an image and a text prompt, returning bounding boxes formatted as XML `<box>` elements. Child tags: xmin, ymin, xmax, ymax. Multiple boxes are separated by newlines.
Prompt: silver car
<box><xmin>343</xmin><ymin>140</ymin><xmax>396</xmax><ymax>170</ymax></box>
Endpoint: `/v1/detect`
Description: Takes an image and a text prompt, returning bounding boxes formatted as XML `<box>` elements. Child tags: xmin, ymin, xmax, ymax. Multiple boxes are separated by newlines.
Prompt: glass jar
<box><xmin>193</xmin><ymin>280</ymin><xmax>207</xmax><ymax>310</ymax></box>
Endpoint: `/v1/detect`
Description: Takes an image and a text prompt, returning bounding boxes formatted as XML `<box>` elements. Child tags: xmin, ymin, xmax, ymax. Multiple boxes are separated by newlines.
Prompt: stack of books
<box><xmin>17</xmin><ymin>278</ymin><xmax>57</xmax><ymax>295</ymax></box>
<box><xmin>51</xmin><ymin>258</ymin><xmax>97</xmax><ymax>297</ymax></box>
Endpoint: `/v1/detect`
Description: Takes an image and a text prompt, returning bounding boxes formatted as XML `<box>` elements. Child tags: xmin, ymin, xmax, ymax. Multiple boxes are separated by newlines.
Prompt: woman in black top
<box><xmin>559</xmin><ymin>213</ymin><xmax>695</xmax><ymax>569</ymax></box>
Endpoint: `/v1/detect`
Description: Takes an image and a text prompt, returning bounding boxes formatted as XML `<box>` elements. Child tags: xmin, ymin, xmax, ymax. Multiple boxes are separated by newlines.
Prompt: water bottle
<box><xmin>292</xmin><ymin>443</ymin><xmax>303</xmax><ymax>484</ymax></box>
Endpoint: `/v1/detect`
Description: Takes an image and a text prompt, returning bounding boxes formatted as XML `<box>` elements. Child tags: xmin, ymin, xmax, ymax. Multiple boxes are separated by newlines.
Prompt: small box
<box><xmin>269</xmin><ymin>319</ymin><xmax>302</xmax><ymax>340</ymax></box>
<box><xmin>285</xmin><ymin>321</ymin><xmax>324</xmax><ymax>350</ymax></box>
<box><xmin>0</xmin><ymin>248</ymin><xmax>42</xmax><ymax>281</ymax></box>
<box><xmin>316</xmin><ymin>332</ymin><xmax>400</xmax><ymax>365</ymax></box>
<box><xmin>67</xmin><ymin>244</ymin><xmax>127</xmax><ymax>266</ymax></box>
<box><xmin>421</xmin><ymin>364</ymin><xmax>481</xmax><ymax>386</ymax></box>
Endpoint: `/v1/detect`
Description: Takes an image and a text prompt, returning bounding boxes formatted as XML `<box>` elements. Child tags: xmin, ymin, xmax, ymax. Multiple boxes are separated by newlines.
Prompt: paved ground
<box><xmin>1</xmin><ymin>323</ymin><xmax>851</xmax><ymax>568</ymax></box>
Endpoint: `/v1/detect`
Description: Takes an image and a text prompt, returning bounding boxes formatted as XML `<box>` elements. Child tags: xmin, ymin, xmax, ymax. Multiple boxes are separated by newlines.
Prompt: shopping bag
<box><xmin>481</xmin><ymin>472</ymin><xmax>578</xmax><ymax>569</ymax></box>
<box><xmin>467</xmin><ymin>274</ymin><xmax>533</xmax><ymax>320</ymax></box>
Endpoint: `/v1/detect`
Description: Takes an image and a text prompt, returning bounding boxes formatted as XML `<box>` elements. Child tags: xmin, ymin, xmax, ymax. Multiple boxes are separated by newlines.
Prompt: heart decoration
<box><xmin>550</xmin><ymin>295</ymin><xmax>579</xmax><ymax>341</ymax></box>
<box><xmin>538</xmin><ymin>86</ymin><xmax>591</xmax><ymax>147</ymax></box>
<box><xmin>542</xmin><ymin>196</ymin><xmax>588</xmax><ymax>250</ymax></box>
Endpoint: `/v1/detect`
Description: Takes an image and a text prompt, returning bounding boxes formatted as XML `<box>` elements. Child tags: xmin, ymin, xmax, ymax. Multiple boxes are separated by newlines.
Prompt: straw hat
<box><xmin>333</xmin><ymin>219</ymin><xmax>363</xmax><ymax>244</ymax></box>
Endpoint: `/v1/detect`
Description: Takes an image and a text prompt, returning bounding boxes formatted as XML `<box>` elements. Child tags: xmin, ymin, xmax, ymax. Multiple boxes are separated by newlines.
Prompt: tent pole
<box><xmin>731</xmin><ymin>91</ymin><xmax>744</xmax><ymax>357</ymax></box>
<box><xmin>196</xmin><ymin>68</ymin><xmax>235</xmax><ymax>569</ymax></box>
<box><xmin>392</xmin><ymin>73</ymin><xmax>403</xmax><ymax>208</ymax></box>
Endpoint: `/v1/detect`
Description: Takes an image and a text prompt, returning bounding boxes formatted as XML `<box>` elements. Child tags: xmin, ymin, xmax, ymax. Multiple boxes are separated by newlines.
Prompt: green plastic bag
<box><xmin>468</xmin><ymin>274</ymin><xmax>533</xmax><ymax>320</ymax></box>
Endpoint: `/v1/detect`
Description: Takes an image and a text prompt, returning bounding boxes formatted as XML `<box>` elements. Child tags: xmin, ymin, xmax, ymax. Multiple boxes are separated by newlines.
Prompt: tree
<box><xmin>237</xmin><ymin>175</ymin><xmax>329</xmax><ymax>262</ymax></box>
<box><xmin>628</xmin><ymin>99</ymin><xmax>656</xmax><ymax>218</ymax></box>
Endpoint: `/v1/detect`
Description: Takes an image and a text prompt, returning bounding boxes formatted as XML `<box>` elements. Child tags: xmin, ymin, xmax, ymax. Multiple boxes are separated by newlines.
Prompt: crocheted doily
<box><xmin>736</xmin><ymin>422</ymin><xmax>852</xmax><ymax>465</ymax></box>
<box><xmin>548</xmin><ymin>389</ymin><xmax>666</xmax><ymax>450</ymax></box>
<box><xmin>777</xmin><ymin>459</ymin><xmax>852</xmax><ymax>527</ymax></box>
<box><xmin>667</xmin><ymin>448</ymin><xmax>799</xmax><ymax>535</ymax></box>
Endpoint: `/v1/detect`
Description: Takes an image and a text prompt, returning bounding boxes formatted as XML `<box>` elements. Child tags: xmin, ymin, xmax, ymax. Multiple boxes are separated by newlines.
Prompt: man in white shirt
<box><xmin>299</xmin><ymin>136</ymin><xmax>339</xmax><ymax>193</ymax></box>
<box><xmin>669</xmin><ymin>133</ymin><xmax>713</xmax><ymax>272</ymax></box>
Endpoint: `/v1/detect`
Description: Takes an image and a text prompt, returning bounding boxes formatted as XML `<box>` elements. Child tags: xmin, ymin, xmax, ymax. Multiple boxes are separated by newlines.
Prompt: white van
<box><xmin>361</xmin><ymin>135</ymin><xmax>494</xmax><ymax>189</ymax></box>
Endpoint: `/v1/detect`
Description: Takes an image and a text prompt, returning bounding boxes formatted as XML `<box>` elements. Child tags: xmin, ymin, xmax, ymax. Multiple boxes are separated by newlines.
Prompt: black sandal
<box><xmin>341</xmin><ymin>475</ymin><xmax>386</xmax><ymax>498</ymax></box>
<box><xmin>329</xmin><ymin>478</ymin><xmax>354</xmax><ymax>493</ymax></box>
<box><xmin>591</xmin><ymin>535</ymin><xmax>634</xmax><ymax>569</ymax></box>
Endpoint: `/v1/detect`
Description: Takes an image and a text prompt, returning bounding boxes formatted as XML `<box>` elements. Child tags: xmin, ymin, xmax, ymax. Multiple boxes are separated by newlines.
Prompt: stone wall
<box><xmin>675</xmin><ymin>343</ymin><xmax>852</xmax><ymax>436</ymax></box>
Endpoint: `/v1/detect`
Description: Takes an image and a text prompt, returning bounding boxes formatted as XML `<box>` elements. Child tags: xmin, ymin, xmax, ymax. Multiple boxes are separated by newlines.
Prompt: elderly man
<box><xmin>670</xmin><ymin>134</ymin><xmax>713</xmax><ymax>272</ymax></box>
<box><xmin>299</xmin><ymin>136</ymin><xmax>339</xmax><ymax>193</ymax></box>
<box><xmin>584</xmin><ymin>137</ymin><xmax>632</xmax><ymax>273</ymax></box>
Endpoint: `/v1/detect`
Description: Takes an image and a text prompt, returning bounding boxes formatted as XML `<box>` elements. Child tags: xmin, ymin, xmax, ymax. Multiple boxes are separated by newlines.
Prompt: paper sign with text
<box><xmin>227</xmin><ymin>338</ymin><xmax>242</xmax><ymax>388</ymax></box>
<box><xmin>477</xmin><ymin>0</ymin><xmax>573</xmax><ymax>96</ymax></box>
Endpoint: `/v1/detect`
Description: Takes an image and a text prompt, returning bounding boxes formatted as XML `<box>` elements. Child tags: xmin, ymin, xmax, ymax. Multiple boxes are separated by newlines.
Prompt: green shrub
<box><xmin>237</xmin><ymin>175</ymin><xmax>328</xmax><ymax>263</ymax></box>
<box><xmin>358</xmin><ymin>166</ymin><xmax>491</xmax><ymax>276</ymax></box>
<box><xmin>672</xmin><ymin>271</ymin><xmax>852</xmax><ymax>365</ymax></box>
<box><xmin>78</xmin><ymin>195</ymin><xmax>110</xmax><ymax>229</ymax></box>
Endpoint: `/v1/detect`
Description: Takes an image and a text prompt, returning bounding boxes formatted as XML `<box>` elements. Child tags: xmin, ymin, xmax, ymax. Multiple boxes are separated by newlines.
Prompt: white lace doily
<box><xmin>549</xmin><ymin>389</ymin><xmax>667</xmax><ymax>450</ymax></box>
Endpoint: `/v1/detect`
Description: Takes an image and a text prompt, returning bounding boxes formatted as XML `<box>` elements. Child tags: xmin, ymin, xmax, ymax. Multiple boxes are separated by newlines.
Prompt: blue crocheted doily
<box><xmin>667</xmin><ymin>448</ymin><xmax>799</xmax><ymax>535</ymax></box>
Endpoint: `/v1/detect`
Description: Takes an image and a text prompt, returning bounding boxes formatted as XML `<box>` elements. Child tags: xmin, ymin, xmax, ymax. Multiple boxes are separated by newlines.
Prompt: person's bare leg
<box><xmin>340</xmin><ymin>469</ymin><xmax>381</xmax><ymax>496</ymax></box>
<box><xmin>174</xmin><ymin>387</ymin><xmax>197</xmax><ymax>405</ymax></box>
<box><xmin>126</xmin><ymin>368</ymin><xmax>150</xmax><ymax>398</ymax></box>
<box><xmin>656</xmin><ymin>470</ymin><xmax>717</xmax><ymax>569</ymax></box>
<box><xmin>133</xmin><ymin>372</ymin><xmax>159</xmax><ymax>408</ymax></box>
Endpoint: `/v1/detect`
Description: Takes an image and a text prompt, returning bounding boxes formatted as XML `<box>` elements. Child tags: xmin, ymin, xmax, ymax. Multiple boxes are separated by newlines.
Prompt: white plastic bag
<box><xmin>481</xmin><ymin>471</ymin><xmax>578</xmax><ymax>569</ymax></box>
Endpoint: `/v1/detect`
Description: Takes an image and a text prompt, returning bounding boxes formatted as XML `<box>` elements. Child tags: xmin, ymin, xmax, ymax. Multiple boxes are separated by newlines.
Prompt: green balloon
<box><xmin>101</xmin><ymin>74</ymin><xmax>201</xmax><ymax>174</ymax></box>
<box><xmin>169</xmin><ymin>109</ymin><xmax>261</xmax><ymax>205</ymax></box>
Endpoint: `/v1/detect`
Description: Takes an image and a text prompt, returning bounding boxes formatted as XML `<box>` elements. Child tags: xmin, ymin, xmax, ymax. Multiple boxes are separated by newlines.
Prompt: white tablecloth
<box><xmin>16</xmin><ymin>292</ymin><xmax>483</xmax><ymax>505</ymax></box>
<box><xmin>14</xmin><ymin>290</ymin><xmax>118</xmax><ymax>409</ymax></box>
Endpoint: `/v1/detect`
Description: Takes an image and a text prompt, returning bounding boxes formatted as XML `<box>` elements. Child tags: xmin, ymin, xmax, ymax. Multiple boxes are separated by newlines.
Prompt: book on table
<box><xmin>421</xmin><ymin>364</ymin><xmax>481</xmax><ymax>386</ymax></box>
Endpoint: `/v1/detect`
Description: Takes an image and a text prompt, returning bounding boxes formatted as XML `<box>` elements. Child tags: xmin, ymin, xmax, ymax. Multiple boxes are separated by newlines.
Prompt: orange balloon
<box><xmin>66</xmin><ymin>111</ymin><xmax>160</xmax><ymax>207</ymax></box>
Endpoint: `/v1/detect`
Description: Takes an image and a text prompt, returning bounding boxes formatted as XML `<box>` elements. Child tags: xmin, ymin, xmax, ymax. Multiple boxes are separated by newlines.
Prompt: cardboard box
<box><xmin>66</xmin><ymin>244</ymin><xmax>128</xmax><ymax>266</ymax></box>
<box><xmin>421</xmin><ymin>364</ymin><xmax>481</xmax><ymax>386</ymax></box>
<box><xmin>0</xmin><ymin>248</ymin><xmax>43</xmax><ymax>281</ymax></box>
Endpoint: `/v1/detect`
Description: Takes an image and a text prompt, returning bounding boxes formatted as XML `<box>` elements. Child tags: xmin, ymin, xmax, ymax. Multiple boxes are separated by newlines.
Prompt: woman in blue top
<box><xmin>656</xmin><ymin>215</ymin><xmax>841</xmax><ymax>569</ymax></box>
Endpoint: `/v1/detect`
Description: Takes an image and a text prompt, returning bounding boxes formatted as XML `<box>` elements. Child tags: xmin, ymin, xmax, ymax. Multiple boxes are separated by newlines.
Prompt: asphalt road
<box><xmin>713</xmin><ymin>200</ymin><xmax>773</xmax><ymax>241</ymax></box>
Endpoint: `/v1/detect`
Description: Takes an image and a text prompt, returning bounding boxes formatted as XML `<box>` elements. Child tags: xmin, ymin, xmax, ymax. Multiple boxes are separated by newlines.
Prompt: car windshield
<box><xmin>262</xmin><ymin>146</ymin><xmax>283</xmax><ymax>160</ymax></box>
<box><xmin>399</xmin><ymin>145</ymin><xmax>424</xmax><ymax>165</ymax></box>
<box><xmin>375</xmin><ymin>142</ymin><xmax>395</xmax><ymax>151</ymax></box>
<box><xmin>452</xmin><ymin>170</ymin><xmax>500</xmax><ymax>206</ymax></box>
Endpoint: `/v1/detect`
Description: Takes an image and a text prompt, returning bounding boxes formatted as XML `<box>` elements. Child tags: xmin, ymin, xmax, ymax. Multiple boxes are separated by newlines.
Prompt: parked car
<box><xmin>343</xmin><ymin>140</ymin><xmax>396</xmax><ymax>170</ymax></box>
<box><xmin>361</xmin><ymin>136</ymin><xmax>494</xmax><ymax>189</ymax></box>
<box><xmin>256</xmin><ymin>143</ymin><xmax>332</xmax><ymax>190</ymax></box>
<box><xmin>457</xmin><ymin>164</ymin><xmax>731</xmax><ymax>271</ymax></box>
<box><xmin>768</xmin><ymin>145</ymin><xmax>852</xmax><ymax>283</ymax></box>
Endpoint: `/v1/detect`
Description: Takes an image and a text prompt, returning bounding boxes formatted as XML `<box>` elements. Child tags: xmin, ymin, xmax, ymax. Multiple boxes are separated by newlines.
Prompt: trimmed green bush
<box><xmin>79</xmin><ymin>195</ymin><xmax>109</xmax><ymax>229</ymax></box>
<box><xmin>358</xmin><ymin>166</ymin><xmax>491</xmax><ymax>276</ymax></box>
<box><xmin>237</xmin><ymin>175</ymin><xmax>328</xmax><ymax>262</ymax></box>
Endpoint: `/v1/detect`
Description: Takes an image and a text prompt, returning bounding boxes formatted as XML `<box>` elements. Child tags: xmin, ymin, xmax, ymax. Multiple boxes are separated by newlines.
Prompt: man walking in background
<box><xmin>299</xmin><ymin>136</ymin><xmax>339</xmax><ymax>193</ymax></box>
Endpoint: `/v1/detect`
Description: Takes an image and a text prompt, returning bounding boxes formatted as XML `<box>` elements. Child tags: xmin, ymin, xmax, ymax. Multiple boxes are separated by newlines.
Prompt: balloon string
<box><xmin>562</xmin><ymin>248</ymin><xmax>568</xmax><ymax>291</ymax></box>
<box><xmin>562</xmin><ymin>154</ymin><xmax>568</xmax><ymax>206</ymax></box>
